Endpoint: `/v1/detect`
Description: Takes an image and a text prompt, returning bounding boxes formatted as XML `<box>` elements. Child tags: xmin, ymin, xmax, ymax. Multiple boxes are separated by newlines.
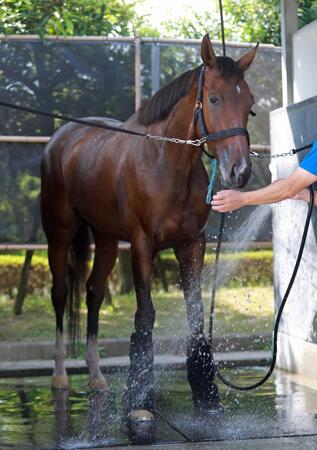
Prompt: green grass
<box><xmin>0</xmin><ymin>286</ymin><xmax>274</xmax><ymax>342</ymax></box>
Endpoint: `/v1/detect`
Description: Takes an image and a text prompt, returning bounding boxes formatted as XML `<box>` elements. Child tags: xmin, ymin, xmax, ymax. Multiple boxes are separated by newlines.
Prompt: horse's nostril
<box><xmin>231</xmin><ymin>163</ymin><xmax>239</xmax><ymax>182</ymax></box>
<box><xmin>230</xmin><ymin>161</ymin><xmax>250</xmax><ymax>187</ymax></box>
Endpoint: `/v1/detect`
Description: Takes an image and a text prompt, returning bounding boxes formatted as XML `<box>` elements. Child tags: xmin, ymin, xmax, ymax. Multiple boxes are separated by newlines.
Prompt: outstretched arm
<box><xmin>293</xmin><ymin>188</ymin><xmax>317</xmax><ymax>205</ymax></box>
<box><xmin>211</xmin><ymin>167</ymin><xmax>317</xmax><ymax>213</ymax></box>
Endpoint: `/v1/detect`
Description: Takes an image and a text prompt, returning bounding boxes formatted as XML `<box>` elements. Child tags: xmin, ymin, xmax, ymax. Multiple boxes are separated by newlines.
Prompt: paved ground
<box><xmin>99</xmin><ymin>435</ymin><xmax>317</xmax><ymax>450</ymax></box>
<box><xmin>1</xmin><ymin>367</ymin><xmax>317</xmax><ymax>449</ymax></box>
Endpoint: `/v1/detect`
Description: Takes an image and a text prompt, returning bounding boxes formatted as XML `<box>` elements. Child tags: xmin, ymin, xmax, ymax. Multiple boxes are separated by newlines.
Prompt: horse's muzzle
<box><xmin>221</xmin><ymin>157</ymin><xmax>252</xmax><ymax>189</ymax></box>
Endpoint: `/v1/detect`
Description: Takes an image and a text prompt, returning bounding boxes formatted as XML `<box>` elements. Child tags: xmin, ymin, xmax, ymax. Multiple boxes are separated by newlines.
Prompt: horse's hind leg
<box><xmin>42</xmin><ymin>187</ymin><xmax>80</xmax><ymax>390</ymax></box>
<box><xmin>48</xmin><ymin>238</ymin><xmax>74</xmax><ymax>390</ymax></box>
<box><xmin>86</xmin><ymin>236</ymin><xmax>118</xmax><ymax>391</ymax></box>
<box><xmin>174</xmin><ymin>233</ymin><xmax>222</xmax><ymax>413</ymax></box>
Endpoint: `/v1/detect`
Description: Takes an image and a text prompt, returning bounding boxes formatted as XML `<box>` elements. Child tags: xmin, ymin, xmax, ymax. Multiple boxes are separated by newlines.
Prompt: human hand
<box><xmin>292</xmin><ymin>188</ymin><xmax>310</xmax><ymax>202</ymax></box>
<box><xmin>211</xmin><ymin>190</ymin><xmax>244</xmax><ymax>212</ymax></box>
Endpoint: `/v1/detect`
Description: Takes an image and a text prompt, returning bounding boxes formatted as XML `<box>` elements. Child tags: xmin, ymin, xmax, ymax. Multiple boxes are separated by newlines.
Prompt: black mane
<box><xmin>137</xmin><ymin>57</ymin><xmax>243</xmax><ymax>126</ymax></box>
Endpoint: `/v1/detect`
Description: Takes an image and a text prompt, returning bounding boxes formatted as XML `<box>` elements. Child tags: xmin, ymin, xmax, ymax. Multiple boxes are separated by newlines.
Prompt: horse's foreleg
<box><xmin>127</xmin><ymin>233</ymin><xmax>155</xmax><ymax>415</ymax></box>
<box><xmin>48</xmin><ymin>244</ymin><xmax>71</xmax><ymax>390</ymax></box>
<box><xmin>174</xmin><ymin>234</ymin><xmax>222</xmax><ymax>413</ymax></box>
<box><xmin>174</xmin><ymin>235</ymin><xmax>206</xmax><ymax>335</ymax></box>
<box><xmin>86</xmin><ymin>238</ymin><xmax>118</xmax><ymax>391</ymax></box>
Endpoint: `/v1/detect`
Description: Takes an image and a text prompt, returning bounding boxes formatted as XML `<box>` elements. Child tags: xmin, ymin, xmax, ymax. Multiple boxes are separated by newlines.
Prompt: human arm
<box><xmin>293</xmin><ymin>188</ymin><xmax>317</xmax><ymax>205</ymax></box>
<box><xmin>211</xmin><ymin>167</ymin><xmax>317</xmax><ymax>213</ymax></box>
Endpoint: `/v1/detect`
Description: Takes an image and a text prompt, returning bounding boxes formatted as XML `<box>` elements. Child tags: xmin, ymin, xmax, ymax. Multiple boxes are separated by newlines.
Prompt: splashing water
<box><xmin>202</xmin><ymin>205</ymin><xmax>272</xmax><ymax>288</ymax></box>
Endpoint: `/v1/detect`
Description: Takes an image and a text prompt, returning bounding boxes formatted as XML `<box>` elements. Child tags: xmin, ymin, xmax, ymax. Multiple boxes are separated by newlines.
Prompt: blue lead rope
<box><xmin>205</xmin><ymin>159</ymin><xmax>217</xmax><ymax>204</ymax></box>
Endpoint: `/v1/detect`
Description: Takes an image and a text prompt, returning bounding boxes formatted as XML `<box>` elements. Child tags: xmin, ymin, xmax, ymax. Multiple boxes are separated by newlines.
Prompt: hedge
<box><xmin>0</xmin><ymin>250</ymin><xmax>273</xmax><ymax>296</ymax></box>
<box><xmin>157</xmin><ymin>250</ymin><xmax>273</xmax><ymax>288</ymax></box>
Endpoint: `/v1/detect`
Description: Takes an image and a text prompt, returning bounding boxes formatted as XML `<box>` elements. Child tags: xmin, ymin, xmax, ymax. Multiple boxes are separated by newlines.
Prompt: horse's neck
<box><xmin>160</xmin><ymin>92</ymin><xmax>202</xmax><ymax>173</ymax></box>
<box><xmin>125</xmin><ymin>91</ymin><xmax>202</xmax><ymax>179</ymax></box>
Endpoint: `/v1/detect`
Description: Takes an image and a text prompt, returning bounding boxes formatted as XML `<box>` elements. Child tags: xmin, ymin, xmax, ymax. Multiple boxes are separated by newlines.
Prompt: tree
<box><xmin>162</xmin><ymin>0</ymin><xmax>317</xmax><ymax>46</ymax></box>
<box><xmin>0</xmin><ymin>0</ymin><xmax>139</xmax><ymax>37</ymax></box>
<box><xmin>223</xmin><ymin>0</ymin><xmax>317</xmax><ymax>46</ymax></box>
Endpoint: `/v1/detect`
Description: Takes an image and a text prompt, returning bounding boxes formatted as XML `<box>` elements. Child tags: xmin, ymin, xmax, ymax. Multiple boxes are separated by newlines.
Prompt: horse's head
<box><xmin>199</xmin><ymin>34</ymin><xmax>258</xmax><ymax>189</ymax></box>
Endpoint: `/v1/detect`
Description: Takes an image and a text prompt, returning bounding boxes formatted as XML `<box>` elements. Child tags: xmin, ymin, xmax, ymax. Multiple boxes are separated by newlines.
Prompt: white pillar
<box><xmin>281</xmin><ymin>0</ymin><xmax>298</xmax><ymax>106</ymax></box>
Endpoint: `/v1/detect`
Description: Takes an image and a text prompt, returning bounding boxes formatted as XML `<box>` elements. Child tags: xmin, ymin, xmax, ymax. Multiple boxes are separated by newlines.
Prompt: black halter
<box><xmin>193</xmin><ymin>65</ymin><xmax>250</xmax><ymax>158</ymax></box>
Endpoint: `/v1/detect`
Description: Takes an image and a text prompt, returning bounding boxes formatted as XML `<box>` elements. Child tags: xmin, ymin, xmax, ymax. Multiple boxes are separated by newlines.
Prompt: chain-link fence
<box><xmin>0</xmin><ymin>36</ymin><xmax>282</xmax><ymax>244</ymax></box>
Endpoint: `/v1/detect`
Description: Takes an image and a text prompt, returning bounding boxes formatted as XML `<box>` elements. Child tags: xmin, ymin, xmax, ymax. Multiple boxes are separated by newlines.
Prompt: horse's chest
<box><xmin>150</xmin><ymin>188</ymin><xmax>209</xmax><ymax>245</ymax></box>
<box><xmin>154</xmin><ymin>213</ymin><xmax>204</xmax><ymax>246</ymax></box>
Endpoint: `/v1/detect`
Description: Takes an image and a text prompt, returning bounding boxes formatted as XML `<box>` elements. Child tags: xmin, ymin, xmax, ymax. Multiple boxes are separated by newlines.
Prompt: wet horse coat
<box><xmin>41</xmin><ymin>35</ymin><xmax>257</xmax><ymax>413</ymax></box>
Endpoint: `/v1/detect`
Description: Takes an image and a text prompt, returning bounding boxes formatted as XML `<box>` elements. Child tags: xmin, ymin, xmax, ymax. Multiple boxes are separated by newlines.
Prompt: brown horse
<box><xmin>41</xmin><ymin>35</ymin><xmax>257</xmax><ymax>417</ymax></box>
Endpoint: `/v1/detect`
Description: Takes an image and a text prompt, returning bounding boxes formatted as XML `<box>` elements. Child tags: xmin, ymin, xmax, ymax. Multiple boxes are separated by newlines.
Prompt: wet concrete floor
<box><xmin>0</xmin><ymin>367</ymin><xmax>317</xmax><ymax>449</ymax></box>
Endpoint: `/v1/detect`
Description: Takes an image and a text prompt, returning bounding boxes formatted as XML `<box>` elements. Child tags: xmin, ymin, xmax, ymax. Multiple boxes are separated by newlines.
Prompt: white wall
<box><xmin>270</xmin><ymin>96</ymin><xmax>317</xmax><ymax>379</ymax></box>
<box><xmin>293</xmin><ymin>20</ymin><xmax>317</xmax><ymax>103</ymax></box>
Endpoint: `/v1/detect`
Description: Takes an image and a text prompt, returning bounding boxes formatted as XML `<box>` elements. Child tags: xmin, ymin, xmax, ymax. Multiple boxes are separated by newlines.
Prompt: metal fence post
<box><xmin>151</xmin><ymin>43</ymin><xmax>160</xmax><ymax>95</ymax></box>
<box><xmin>134</xmin><ymin>33</ymin><xmax>142</xmax><ymax>111</ymax></box>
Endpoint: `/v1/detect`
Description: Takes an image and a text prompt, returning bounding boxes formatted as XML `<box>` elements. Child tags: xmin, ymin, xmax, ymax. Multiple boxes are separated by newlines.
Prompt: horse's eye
<box><xmin>209</xmin><ymin>96</ymin><xmax>219</xmax><ymax>104</ymax></box>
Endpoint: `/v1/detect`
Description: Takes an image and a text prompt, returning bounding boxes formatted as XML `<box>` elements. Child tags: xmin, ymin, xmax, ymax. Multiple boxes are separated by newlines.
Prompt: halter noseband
<box><xmin>193</xmin><ymin>65</ymin><xmax>250</xmax><ymax>155</ymax></box>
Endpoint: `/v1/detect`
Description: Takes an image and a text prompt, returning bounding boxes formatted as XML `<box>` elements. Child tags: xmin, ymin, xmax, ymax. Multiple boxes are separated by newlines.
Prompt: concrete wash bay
<box><xmin>1</xmin><ymin>368</ymin><xmax>317</xmax><ymax>449</ymax></box>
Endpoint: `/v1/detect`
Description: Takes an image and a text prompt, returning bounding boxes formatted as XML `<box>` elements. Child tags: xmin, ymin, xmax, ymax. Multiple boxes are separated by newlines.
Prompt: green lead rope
<box><xmin>205</xmin><ymin>159</ymin><xmax>217</xmax><ymax>204</ymax></box>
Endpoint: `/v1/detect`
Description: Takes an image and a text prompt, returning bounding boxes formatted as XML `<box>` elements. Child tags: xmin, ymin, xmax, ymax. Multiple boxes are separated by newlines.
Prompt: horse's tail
<box><xmin>67</xmin><ymin>223</ymin><xmax>91</xmax><ymax>355</ymax></box>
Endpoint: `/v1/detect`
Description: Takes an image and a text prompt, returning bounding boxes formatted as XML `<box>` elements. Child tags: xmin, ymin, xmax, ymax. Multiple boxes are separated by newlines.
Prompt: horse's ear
<box><xmin>201</xmin><ymin>34</ymin><xmax>217</xmax><ymax>68</ymax></box>
<box><xmin>238</xmin><ymin>42</ymin><xmax>259</xmax><ymax>71</ymax></box>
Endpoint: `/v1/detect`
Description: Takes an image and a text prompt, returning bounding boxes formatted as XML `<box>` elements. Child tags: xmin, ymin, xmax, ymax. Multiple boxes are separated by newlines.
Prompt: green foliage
<box><xmin>160</xmin><ymin>0</ymin><xmax>317</xmax><ymax>45</ymax></box>
<box><xmin>0</xmin><ymin>0</ymin><xmax>141</xmax><ymax>37</ymax></box>
<box><xmin>298</xmin><ymin>0</ymin><xmax>317</xmax><ymax>28</ymax></box>
<box><xmin>1</xmin><ymin>0</ymin><xmax>317</xmax><ymax>44</ymax></box>
<box><xmin>0</xmin><ymin>254</ymin><xmax>50</xmax><ymax>296</ymax></box>
<box><xmin>0</xmin><ymin>150</ymin><xmax>42</xmax><ymax>241</ymax></box>
<box><xmin>159</xmin><ymin>249</ymin><xmax>273</xmax><ymax>288</ymax></box>
<box><xmin>223</xmin><ymin>0</ymin><xmax>317</xmax><ymax>46</ymax></box>
<box><xmin>223</xmin><ymin>0</ymin><xmax>280</xmax><ymax>46</ymax></box>
<box><xmin>163</xmin><ymin>10</ymin><xmax>221</xmax><ymax>41</ymax></box>
<box><xmin>0</xmin><ymin>250</ymin><xmax>273</xmax><ymax>298</ymax></box>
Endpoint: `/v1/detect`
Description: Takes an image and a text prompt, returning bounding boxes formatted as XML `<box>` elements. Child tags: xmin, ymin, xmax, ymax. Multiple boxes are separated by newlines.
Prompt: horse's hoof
<box><xmin>51</xmin><ymin>374</ymin><xmax>70</xmax><ymax>390</ymax></box>
<box><xmin>195</xmin><ymin>399</ymin><xmax>225</xmax><ymax>416</ymax></box>
<box><xmin>89</xmin><ymin>377</ymin><xmax>109</xmax><ymax>392</ymax></box>
<box><xmin>128</xmin><ymin>409</ymin><xmax>154</xmax><ymax>423</ymax></box>
<box><xmin>127</xmin><ymin>410</ymin><xmax>155</xmax><ymax>445</ymax></box>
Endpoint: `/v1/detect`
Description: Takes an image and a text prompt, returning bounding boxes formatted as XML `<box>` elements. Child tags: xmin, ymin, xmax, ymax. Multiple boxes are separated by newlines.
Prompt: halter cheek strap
<box><xmin>193</xmin><ymin>65</ymin><xmax>251</xmax><ymax>154</ymax></box>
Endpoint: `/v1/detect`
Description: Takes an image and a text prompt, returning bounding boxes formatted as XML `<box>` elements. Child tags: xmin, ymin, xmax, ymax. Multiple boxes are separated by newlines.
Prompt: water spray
<box><xmin>209</xmin><ymin>186</ymin><xmax>314</xmax><ymax>390</ymax></box>
<box><xmin>209</xmin><ymin>0</ymin><xmax>315</xmax><ymax>391</ymax></box>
